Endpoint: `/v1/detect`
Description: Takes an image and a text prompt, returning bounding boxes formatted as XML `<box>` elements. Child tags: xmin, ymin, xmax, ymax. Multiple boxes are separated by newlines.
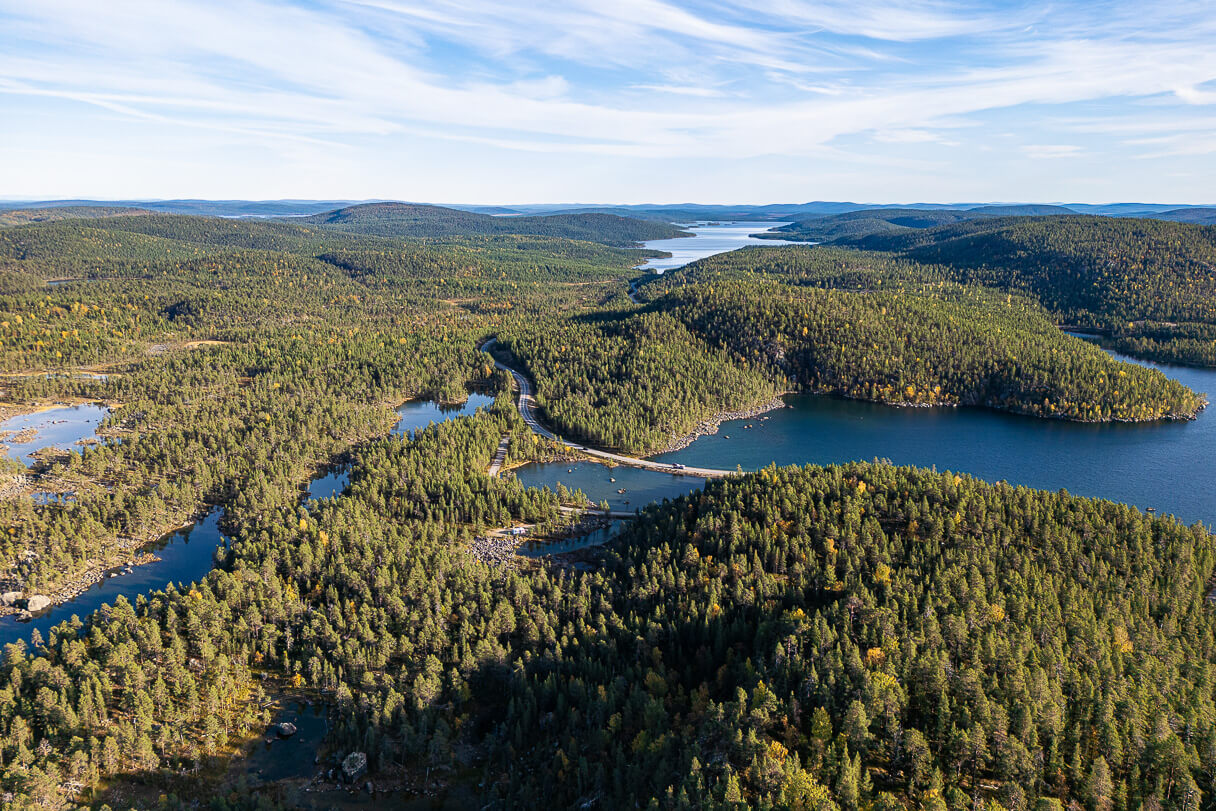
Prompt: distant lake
<box><xmin>635</xmin><ymin>221</ymin><xmax>797</xmax><ymax>273</ymax></box>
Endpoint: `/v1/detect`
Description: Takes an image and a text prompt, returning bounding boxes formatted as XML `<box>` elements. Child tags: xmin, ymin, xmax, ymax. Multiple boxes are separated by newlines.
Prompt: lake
<box><xmin>515</xmin><ymin>350</ymin><xmax>1216</xmax><ymax>528</ymax></box>
<box><xmin>391</xmin><ymin>393</ymin><xmax>496</xmax><ymax>438</ymax></box>
<box><xmin>0</xmin><ymin>403</ymin><xmax>110</xmax><ymax>464</ymax></box>
<box><xmin>513</xmin><ymin>462</ymin><xmax>703</xmax><ymax>513</ymax></box>
<box><xmin>635</xmin><ymin>221</ymin><xmax>796</xmax><ymax>273</ymax></box>
<box><xmin>0</xmin><ymin>510</ymin><xmax>228</xmax><ymax>647</ymax></box>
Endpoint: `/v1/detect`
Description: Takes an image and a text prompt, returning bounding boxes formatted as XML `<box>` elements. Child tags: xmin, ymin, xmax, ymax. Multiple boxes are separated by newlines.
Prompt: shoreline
<box><xmin>0</xmin><ymin>516</ymin><xmax>198</xmax><ymax>621</ymax></box>
<box><xmin>651</xmin><ymin>393</ymin><xmax>790</xmax><ymax>455</ymax></box>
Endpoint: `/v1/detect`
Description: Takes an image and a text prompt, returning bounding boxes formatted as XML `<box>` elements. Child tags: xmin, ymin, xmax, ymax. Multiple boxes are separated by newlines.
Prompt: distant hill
<box><xmin>1145</xmin><ymin>207</ymin><xmax>1216</xmax><ymax>225</ymax></box>
<box><xmin>530</xmin><ymin>201</ymin><xmax>979</xmax><ymax>222</ymax></box>
<box><xmin>764</xmin><ymin>204</ymin><xmax>1076</xmax><ymax>243</ymax></box>
<box><xmin>0</xmin><ymin>199</ymin><xmax>375</xmax><ymax>217</ymax></box>
<box><xmin>297</xmin><ymin>202</ymin><xmax>689</xmax><ymax>246</ymax></box>
<box><xmin>0</xmin><ymin>205</ymin><xmax>154</xmax><ymax>227</ymax></box>
<box><xmin>842</xmin><ymin>215</ymin><xmax>1216</xmax><ymax>329</ymax></box>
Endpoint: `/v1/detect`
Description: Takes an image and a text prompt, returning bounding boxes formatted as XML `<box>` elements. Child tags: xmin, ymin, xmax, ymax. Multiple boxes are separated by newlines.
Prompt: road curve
<box><xmin>481</xmin><ymin>338</ymin><xmax>737</xmax><ymax>479</ymax></box>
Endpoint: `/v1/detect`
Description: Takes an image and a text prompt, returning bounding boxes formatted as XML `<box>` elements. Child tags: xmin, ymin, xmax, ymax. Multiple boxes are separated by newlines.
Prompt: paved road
<box><xmin>487</xmin><ymin>435</ymin><xmax>510</xmax><ymax>477</ymax></box>
<box><xmin>481</xmin><ymin>339</ymin><xmax>737</xmax><ymax>479</ymax></box>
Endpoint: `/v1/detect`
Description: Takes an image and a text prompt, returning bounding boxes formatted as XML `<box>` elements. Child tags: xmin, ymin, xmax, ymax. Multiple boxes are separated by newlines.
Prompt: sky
<box><xmin>2</xmin><ymin>0</ymin><xmax>1215</xmax><ymax>204</ymax></box>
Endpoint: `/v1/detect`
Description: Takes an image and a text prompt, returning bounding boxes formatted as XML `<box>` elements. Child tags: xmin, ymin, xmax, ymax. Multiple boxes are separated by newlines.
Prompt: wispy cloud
<box><xmin>1</xmin><ymin>0</ymin><xmax>1214</xmax><ymax>200</ymax></box>
<box><xmin>1022</xmin><ymin>144</ymin><xmax>1082</xmax><ymax>159</ymax></box>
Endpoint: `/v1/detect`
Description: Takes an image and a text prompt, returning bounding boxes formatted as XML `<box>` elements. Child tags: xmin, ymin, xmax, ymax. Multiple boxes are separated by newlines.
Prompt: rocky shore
<box><xmin>469</xmin><ymin>513</ymin><xmax>616</xmax><ymax>569</ymax></box>
<box><xmin>654</xmin><ymin>394</ymin><xmax>789</xmax><ymax>455</ymax></box>
<box><xmin>0</xmin><ymin>543</ymin><xmax>167</xmax><ymax>619</ymax></box>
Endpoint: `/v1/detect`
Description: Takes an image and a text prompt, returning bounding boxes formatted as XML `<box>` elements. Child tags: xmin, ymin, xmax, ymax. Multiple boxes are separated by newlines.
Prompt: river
<box><xmin>0</xmin><ymin>395</ymin><xmax>497</xmax><ymax>646</ymax></box>
<box><xmin>635</xmin><ymin>221</ymin><xmax>796</xmax><ymax>273</ymax></box>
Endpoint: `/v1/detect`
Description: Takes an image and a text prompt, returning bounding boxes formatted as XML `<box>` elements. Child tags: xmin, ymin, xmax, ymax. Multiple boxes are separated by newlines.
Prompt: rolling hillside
<box><xmin>297</xmin><ymin>202</ymin><xmax>690</xmax><ymax>246</ymax></box>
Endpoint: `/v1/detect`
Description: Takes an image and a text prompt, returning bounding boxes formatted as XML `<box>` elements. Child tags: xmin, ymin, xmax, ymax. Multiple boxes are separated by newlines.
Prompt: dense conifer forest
<box><xmin>747</xmin><ymin>215</ymin><xmax>1216</xmax><ymax>366</ymax></box>
<box><xmin>296</xmin><ymin>202</ymin><xmax>690</xmax><ymax>246</ymax></box>
<box><xmin>500</xmin><ymin>272</ymin><xmax>1203</xmax><ymax>454</ymax></box>
<box><xmin>0</xmin><ymin>208</ymin><xmax>1213</xmax><ymax>808</ymax></box>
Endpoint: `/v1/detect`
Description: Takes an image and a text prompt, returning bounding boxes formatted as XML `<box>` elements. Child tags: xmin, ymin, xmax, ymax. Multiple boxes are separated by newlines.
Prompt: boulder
<box><xmin>0</xmin><ymin>591</ymin><xmax>21</xmax><ymax>606</ymax></box>
<box><xmin>24</xmin><ymin>595</ymin><xmax>51</xmax><ymax>613</ymax></box>
<box><xmin>341</xmin><ymin>751</ymin><xmax>367</xmax><ymax>783</ymax></box>
<box><xmin>275</xmin><ymin>722</ymin><xmax>297</xmax><ymax>738</ymax></box>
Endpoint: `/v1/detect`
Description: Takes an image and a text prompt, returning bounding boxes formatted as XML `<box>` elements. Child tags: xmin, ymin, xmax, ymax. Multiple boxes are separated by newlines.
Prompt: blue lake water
<box><xmin>0</xmin><ymin>510</ymin><xmax>227</xmax><ymax>646</ymax></box>
<box><xmin>636</xmin><ymin>221</ymin><xmax>797</xmax><ymax>273</ymax></box>
<box><xmin>306</xmin><ymin>467</ymin><xmax>350</xmax><ymax>501</ymax></box>
<box><xmin>391</xmin><ymin>393</ymin><xmax>496</xmax><ymax>438</ymax></box>
<box><xmin>653</xmin><ymin>351</ymin><xmax>1216</xmax><ymax>527</ymax></box>
<box><xmin>519</xmin><ymin>520</ymin><xmax>627</xmax><ymax>558</ymax></box>
<box><xmin>514</xmin><ymin>349</ymin><xmax>1216</xmax><ymax>529</ymax></box>
<box><xmin>0</xmin><ymin>404</ymin><xmax>110</xmax><ymax>464</ymax></box>
<box><xmin>512</xmin><ymin>462</ymin><xmax>704</xmax><ymax>513</ymax></box>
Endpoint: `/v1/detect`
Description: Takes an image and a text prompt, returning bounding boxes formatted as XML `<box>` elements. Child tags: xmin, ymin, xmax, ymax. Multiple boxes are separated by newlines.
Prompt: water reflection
<box><xmin>0</xmin><ymin>510</ymin><xmax>228</xmax><ymax>646</ymax></box>
<box><xmin>391</xmin><ymin>393</ymin><xmax>496</xmax><ymax>438</ymax></box>
<box><xmin>1</xmin><ymin>404</ymin><xmax>110</xmax><ymax>464</ymax></box>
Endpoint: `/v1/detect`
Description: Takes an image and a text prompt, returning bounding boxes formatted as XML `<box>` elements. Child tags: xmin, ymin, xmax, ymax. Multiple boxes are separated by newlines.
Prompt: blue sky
<box><xmin>2</xmin><ymin>0</ymin><xmax>1215</xmax><ymax>203</ymax></box>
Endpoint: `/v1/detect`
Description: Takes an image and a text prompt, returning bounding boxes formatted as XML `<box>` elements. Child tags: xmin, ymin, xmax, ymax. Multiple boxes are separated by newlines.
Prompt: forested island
<box><xmin>0</xmin><ymin>206</ymin><xmax>1214</xmax><ymax>809</ymax></box>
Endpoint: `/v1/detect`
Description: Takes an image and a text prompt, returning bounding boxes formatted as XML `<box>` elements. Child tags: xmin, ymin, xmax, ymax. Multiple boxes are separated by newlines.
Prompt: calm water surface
<box><xmin>655</xmin><ymin>351</ymin><xmax>1214</xmax><ymax>526</ymax></box>
<box><xmin>636</xmin><ymin>221</ymin><xmax>796</xmax><ymax>273</ymax></box>
<box><xmin>0</xmin><ymin>510</ymin><xmax>227</xmax><ymax>646</ymax></box>
<box><xmin>514</xmin><ymin>350</ymin><xmax>1216</xmax><ymax>528</ymax></box>
<box><xmin>0</xmin><ymin>395</ymin><xmax>497</xmax><ymax>645</ymax></box>
<box><xmin>513</xmin><ymin>462</ymin><xmax>703</xmax><ymax>512</ymax></box>
<box><xmin>0</xmin><ymin>404</ymin><xmax>109</xmax><ymax>464</ymax></box>
<box><xmin>391</xmin><ymin>394</ymin><xmax>495</xmax><ymax>438</ymax></box>
<box><xmin>243</xmin><ymin>701</ymin><xmax>328</xmax><ymax>783</ymax></box>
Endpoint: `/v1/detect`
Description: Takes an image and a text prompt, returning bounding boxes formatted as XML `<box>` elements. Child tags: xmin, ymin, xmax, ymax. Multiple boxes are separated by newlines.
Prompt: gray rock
<box><xmin>275</xmin><ymin>722</ymin><xmax>297</xmax><ymax>738</ymax></box>
<box><xmin>24</xmin><ymin>595</ymin><xmax>51</xmax><ymax>613</ymax></box>
<box><xmin>341</xmin><ymin>751</ymin><xmax>367</xmax><ymax>783</ymax></box>
<box><xmin>0</xmin><ymin>591</ymin><xmax>21</xmax><ymax>606</ymax></box>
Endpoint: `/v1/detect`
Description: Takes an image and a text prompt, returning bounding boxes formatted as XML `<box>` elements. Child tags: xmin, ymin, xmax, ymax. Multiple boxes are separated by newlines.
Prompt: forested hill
<box><xmin>7</xmin><ymin>432</ymin><xmax>1216</xmax><ymax>808</ymax></box>
<box><xmin>297</xmin><ymin>202</ymin><xmax>690</xmax><ymax>246</ymax></box>
<box><xmin>664</xmin><ymin>217</ymin><xmax>1216</xmax><ymax>367</ymax></box>
<box><xmin>501</xmin><ymin>279</ymin><xmax>1203</xmax><ymax>454</ymax></box>
<box><xmin>851</xmin><ymin>215</ymin><xmax>1216</xmax><ymax>364</ymax></box>
<box><xmin>0</xmin><ymin>206</ymin><xmax>155</xmax><ymax>227</ymax></box>
<box><xmin>764</xmin><ymin>205</ymin><xmax>1075</xmax><ymax>243</ymax></box>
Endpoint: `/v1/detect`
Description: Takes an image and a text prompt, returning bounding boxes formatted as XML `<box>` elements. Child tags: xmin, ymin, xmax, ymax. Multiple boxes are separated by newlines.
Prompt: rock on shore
<box><xmin>342</xmin><ymin>751</ymin><xmax>368</xmax><ymax>783</ymax></box>
<box><xmin>657</xmin><ymin>395</ymin><xmax>788</xmax><ymax>454</ymax></box>
<box><xmin>469</xmin><ymin>534</ymin><xmax>522</xmax><ymax>568</ymax></box>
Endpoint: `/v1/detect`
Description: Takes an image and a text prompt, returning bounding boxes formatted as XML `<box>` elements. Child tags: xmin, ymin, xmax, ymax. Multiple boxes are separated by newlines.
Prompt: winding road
<box><xmin>481</xmin><ymin>339</ymin><xmax>736</xmax><ymax>479</ymax></box>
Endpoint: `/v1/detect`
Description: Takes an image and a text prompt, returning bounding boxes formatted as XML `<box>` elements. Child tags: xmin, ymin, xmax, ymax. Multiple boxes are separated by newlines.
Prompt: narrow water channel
<box><xmin>0</xmin><ymin>395</ymin><xmax>499</xmax><ymax>646</ymax></box>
